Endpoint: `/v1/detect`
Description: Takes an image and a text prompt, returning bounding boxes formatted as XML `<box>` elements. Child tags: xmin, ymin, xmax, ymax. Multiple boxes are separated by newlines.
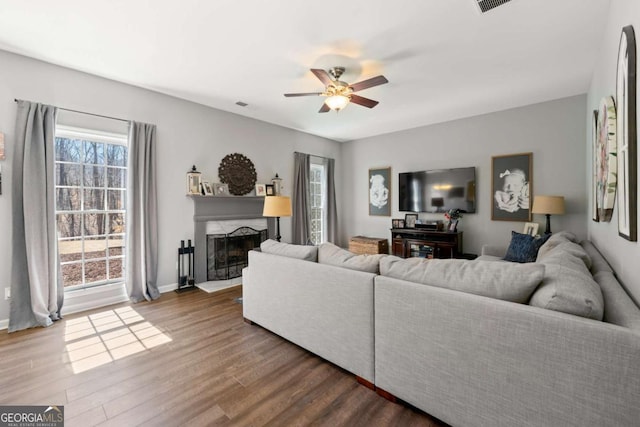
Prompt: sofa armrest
<box><xmin>481</xmin><ymin>244</ymin><xmax>507</xmax><ymax>257</ymax></box>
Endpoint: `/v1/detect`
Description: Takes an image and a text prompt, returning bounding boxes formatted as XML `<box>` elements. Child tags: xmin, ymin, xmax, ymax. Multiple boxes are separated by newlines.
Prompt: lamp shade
<box><xmin>532</xmin><ymin>195</ymin><xmax>565</xmax><ymax>215</ymax></box>
<box><xmin>263</xmin><ymin>196</ymin><xmax>292</xmax><ymax>217</ymax></box>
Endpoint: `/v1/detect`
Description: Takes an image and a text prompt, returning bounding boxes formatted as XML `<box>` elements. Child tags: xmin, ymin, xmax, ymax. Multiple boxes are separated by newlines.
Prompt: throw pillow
<box><xmin>318</xmin><ymin>242</ymin><xmax>385</xmax><ymax>273</ymax></box>
<box><xmin>503</xmin><ymin>231</ymin><xmax>550</xmax><ymax>263</ymax></box>
<box><xmin>260</xmin><ymin>239</ymin><xmax>318</xmax><ymax>262</ymax></box>
<box><xmin>379</xmin><ymin>256</ymin><xmax>545</xmax><ymax>303</ymax></box>
<box><xmin>529</xmin><ymin>263</ymin><xmax>604</xmax><ymax>321</ymax></box>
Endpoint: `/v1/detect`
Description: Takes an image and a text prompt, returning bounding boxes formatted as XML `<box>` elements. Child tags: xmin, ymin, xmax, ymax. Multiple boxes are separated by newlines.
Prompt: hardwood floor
<box><xmin>0</xmin><ymin>286</ymin><xmax>446</xmax><ymax>426</ymax></box>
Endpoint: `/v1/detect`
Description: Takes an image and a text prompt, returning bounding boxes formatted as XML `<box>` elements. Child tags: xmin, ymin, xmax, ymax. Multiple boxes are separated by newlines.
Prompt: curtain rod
<box><xmin>14</xmin><ymin>99</ymin><xmax>130</xmax><ymax>123</ymax></box>
<box><xmin>294</xmin><ymin>151</ymin><xmax>334</xmax><ymax>161</ymax></box>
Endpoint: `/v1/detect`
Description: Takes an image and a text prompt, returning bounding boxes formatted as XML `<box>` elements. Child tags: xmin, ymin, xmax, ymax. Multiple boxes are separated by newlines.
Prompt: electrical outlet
<box><xmin>4</xmin><ymin>287</ymin><xmax>10</xmax><ymax>300</ymax></box>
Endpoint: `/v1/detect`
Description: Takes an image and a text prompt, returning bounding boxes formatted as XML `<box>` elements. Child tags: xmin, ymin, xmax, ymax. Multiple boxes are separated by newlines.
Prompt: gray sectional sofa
<box><xmin>242</xmin><ymin>234</ymin><xmax>640</xmax><ymax>427</ymax></box>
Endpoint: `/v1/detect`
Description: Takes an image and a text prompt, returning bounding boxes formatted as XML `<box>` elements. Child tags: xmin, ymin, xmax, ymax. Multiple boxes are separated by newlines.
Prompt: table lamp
<box><xmin>532</xmin><ymin>195</ymin><xmax>565</xmax><ymax>234</ymax></box>
<box><xmin>263</xmin><ymin>196</ymin><xmax>292</xmax><ymax>242</ymax></box>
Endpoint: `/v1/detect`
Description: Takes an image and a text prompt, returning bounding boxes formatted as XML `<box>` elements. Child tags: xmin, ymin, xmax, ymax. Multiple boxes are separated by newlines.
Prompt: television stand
<box><xmin>391</xmin><ymin>228</ymin><xmax>463</xmax><ymax>259</ymax></box>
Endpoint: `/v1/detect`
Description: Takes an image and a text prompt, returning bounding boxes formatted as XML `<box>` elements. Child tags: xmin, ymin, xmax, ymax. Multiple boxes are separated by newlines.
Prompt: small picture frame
<box><xmin>265</xmin><ymin>184</ymin><xmax>275</xmax><ymax>196</ymax></box>
<box><xmin>523</xmin><ymin>222</ymin><xmax>539</xmax><ymax>236</ymax></box>
<box><xmin>448</xmin><ymin>219</ymin><xmax>459</xmax><ymax>232</ymax></box>
<box><xmin>391</xmin><ymin>218</ymin><xmax>405</xmax><ymax>229</ymax></box>
<box><xmin>214</xmin><ymin>183</ymin><xmax>229</xmax><ymax>196</ymax></box>
<box><xmin>255</xmin><ymin>184</ymin><xmax>266</xmax><ymax>196</ymax></box>
<box><xmin>201</xmin><ymin>181</ymin><xmax>214</xmax><ymax>196</ymax></box>
<box><xmin>405</xmin><ymin>213</ymin><xmax>418</xmax><ymax>228</ymax></box>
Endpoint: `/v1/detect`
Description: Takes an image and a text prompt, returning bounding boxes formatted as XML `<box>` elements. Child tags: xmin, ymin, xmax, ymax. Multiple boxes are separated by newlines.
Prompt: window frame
<box><xmin>55</xmin><ymin>125</ymin><xmax>128</xmax><ymax>291</ymax></box>
<box><xmin>309</xmin><ymin>159</ymin><xmax>328</xmax><ymax>245</ymax></box>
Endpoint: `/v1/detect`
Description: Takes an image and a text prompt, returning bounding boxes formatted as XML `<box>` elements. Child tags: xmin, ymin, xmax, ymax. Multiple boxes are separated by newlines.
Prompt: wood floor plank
<box><xmin>0</xmin><ymin>286</ymin><xmax>446</xmax><ymax>426</ymax></box>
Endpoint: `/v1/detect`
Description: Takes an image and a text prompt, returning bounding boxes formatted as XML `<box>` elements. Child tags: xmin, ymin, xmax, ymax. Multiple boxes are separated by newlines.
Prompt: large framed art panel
<box><xmin>491</xmin><ymin>152</ymin><xmax>532</xmax><ymax>222</ymax></box>
<box><xmin>616</xmin><ymin>25</ymin><xmax>637</xmax><ymax>241</ymax></box>
<box><xmin>369</xmin><ymin>167</ymin><xmax>391</xmax><ymax>216</ymax></box>
<box><xmin>596</xmin><ymin>96</ymin><xmax>617</xmax><ymax>222</ymax></box>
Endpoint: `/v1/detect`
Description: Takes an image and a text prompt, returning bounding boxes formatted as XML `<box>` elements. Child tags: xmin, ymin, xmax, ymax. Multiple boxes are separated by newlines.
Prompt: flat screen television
<box><xmin>398</xmin><ymin>167</ymin><xmax>476</xmax><ymax>213</ymax></box>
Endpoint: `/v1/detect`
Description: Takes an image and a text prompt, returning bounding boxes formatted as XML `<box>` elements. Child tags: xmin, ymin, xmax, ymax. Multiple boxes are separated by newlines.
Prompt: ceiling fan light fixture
<box><xmin>325</xmin><ymin>94</ymin><xmax>350</xmax><ymax>111</ymax></box>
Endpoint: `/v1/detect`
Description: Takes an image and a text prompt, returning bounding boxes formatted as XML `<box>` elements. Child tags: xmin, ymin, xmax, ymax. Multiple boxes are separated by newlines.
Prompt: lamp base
<box><xmin>544</xmin><ymin>214</ymin><xmax>552</xmax><ymax>235</ymax></box>
<box><xmin>275</xmin><ymin>216</ymin><xmax>281</xmax><ymax>242</ymax></box>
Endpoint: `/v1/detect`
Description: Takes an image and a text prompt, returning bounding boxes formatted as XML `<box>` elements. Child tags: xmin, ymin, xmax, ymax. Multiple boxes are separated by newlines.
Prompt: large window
<box><xmin>310</xmin><ymin>160</ymin><xmax>327</xmax><ymax>245</ymax></box>
<box><xmin>55</xmin><ymin>126</ymin><xmax>128</xmax><ymax>290</ymax></box>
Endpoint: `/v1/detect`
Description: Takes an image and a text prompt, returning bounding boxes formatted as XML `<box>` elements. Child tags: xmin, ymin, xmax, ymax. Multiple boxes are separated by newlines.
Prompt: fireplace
<box><xmin>207</xmin><ymin>227</ymin><xmax>267</xmax><ymax>280</ymax></box>
<box><xmin>190</xmin><ymin>195</ymin><xmax>275</xmax><ymax>283</ymax></box>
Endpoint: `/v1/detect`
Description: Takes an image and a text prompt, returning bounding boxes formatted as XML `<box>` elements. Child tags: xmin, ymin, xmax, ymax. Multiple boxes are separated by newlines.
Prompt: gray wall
<box><xmin>587</xmin><ymin>0</ymin><xmax>640</xmax><ymax>303</ymax></box>
<box><xmin>340</xmin><ymin>95</ymin><xmax>588</xmax><ymax>256</ymax></box>
<box><xmin>0</xmin><ymin>49</ymin><xmax>341</xmax><ymax>322</ymax></box>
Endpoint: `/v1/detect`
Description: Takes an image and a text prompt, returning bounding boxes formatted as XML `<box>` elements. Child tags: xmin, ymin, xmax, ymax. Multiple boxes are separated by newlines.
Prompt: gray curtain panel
<box><xmin>326</xmin><ymin>157</ymin><xmax>338</xmax><ymax>243</ymax></box>
<box><xmin>10</xmin><ymin>101</ymin><xmax>63</xmax><ymax>332</ymax></box>
<box><xmin>292</xmin><ymin>152</ymin><xmax>311</xmax><ymax>244</ymax></box>
<box><xmin>126</xmin><ymin>122</ymin><xmax>160</xmax><ymax>302</ymax></box>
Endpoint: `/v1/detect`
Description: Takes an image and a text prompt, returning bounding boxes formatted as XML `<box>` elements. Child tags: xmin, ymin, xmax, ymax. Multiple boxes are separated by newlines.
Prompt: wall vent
<box><xmin>475</xmin><ymin>0</ymin><xmax>512</xmax><ymax>13</ymax></box>
<box><xmin>235</xmin><ymin>101</ymin><xmax>248</xmax><ymax>107</ymax></box>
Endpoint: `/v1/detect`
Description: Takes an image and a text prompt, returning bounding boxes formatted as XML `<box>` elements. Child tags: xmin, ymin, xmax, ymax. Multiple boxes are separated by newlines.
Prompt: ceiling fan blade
<box><xmin>318</xmin><ymin>103</ymin><xmax>331</xmax><ymax>113</ymax></box>
<box><xmin>310</xmin><ymin>68</ymin><xmax>333</xmax><ymax>86</ymax></box>
<box><xmin>350</xmin><ymin>94</ymin><xmax>379</xmax><ymax>109</ymax></box>
<box><xmin>349</xmin><ymin>75</ymin><xmax>389</xmax><ymax>92</ymax></box>
<box><xmin>284</xmin><ymin>92</ymin><xmax>323</xmax><ymax>97</ymax></box>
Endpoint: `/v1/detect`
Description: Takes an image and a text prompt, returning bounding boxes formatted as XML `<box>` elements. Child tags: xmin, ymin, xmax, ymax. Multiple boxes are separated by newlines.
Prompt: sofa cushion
<box><xmin>503</xmin><ymin>231</ymin><xmax>550</xmax><ymax>263</ymax></box>
<box><xmin>536</xmin><ymin>231</ymin><xmax>578</xmax><ymax>259</ymax></box>
<box><xmin>380</xmin><ymin>256</ymin><xmax>544</xmax><ymax>303</ymax></box>
<box><xmin>260</xmin><ymin>239</ymin><xmax>318</xmax><ymax>262</ymax></box>
<box><xmin>318</xmin><ymin>242</ymin><xmax>385</xmax><ymax>273</ymax></box>
<box><xmin>537</xmin><ymin>242</ymin><xmax>593</xmax><ymax>273</ymax></box>
<box><xmin>529</xmin><ymin>263</ymin><xmax>604</xmax><ymax>320</ymax></box>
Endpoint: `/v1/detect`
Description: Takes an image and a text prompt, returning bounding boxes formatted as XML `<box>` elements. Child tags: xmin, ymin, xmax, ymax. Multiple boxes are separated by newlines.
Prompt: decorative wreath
<box><xmin>218</xmin><ymin>153</ymin><xmax>257</xmax><ymax>195</ymax></box>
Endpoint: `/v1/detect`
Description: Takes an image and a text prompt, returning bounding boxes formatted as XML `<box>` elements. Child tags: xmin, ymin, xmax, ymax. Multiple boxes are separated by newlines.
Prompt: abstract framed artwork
<box><xmin>491</xmin><ymin>152</ymin><xmax>532</xmax><ymax>222</ymax></box>
<box><xmin>596</xmin><ymin>96</ymin><xmax>617</xmax><ymax>222</ymax></box>
<box><xmin>369</xmin><ymin>167</ymin><xmax>391</xmax><ymax>216</ymax></box>
<box><xmin>616</xmin><ymin>25</ymin><xmax>637</xmax><ymax>241</ymax></box>
<box><xmin>592</xmin><ymin>110</ymin><xmax>599</xmax><ymax>222</ymax></box>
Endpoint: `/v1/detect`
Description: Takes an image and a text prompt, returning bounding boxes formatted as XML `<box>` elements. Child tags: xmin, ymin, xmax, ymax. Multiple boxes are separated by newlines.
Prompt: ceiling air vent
<box><xmin>475</xmin><ymin>0</ymin><xmax>512</xmax><ymax>13</ymax></box>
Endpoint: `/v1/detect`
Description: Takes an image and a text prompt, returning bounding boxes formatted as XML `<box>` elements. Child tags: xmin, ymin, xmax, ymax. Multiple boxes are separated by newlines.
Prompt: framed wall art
<box><xmin>616</xmin><ymin>25</ymin><xmax>637</xmax><ymax>241</ymax></box>
<box><xmin>592</xmin><ymin>110</ymin><xmax>600</xmax><ymax>222</ymax></box>
<box><xmin>491</xmin><ymin>152</ymin><xmax>532</xmax><ymax>222</ymax></box>
<box><xmin>596</xmin><ymin>96</ymin><xmax>617</xmax><ymax>222</ymax></box>
<box><xmin>369</xmin><ymin>167</ymin><xmax>391</xmax><ymax>216</ymax></box>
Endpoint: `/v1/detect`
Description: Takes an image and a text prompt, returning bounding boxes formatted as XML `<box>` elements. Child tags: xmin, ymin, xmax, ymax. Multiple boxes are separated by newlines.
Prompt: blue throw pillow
<box><xmin>503</xmin><ymin>231</ymin><xmax>550</xmax><ymax>263</ymax></box>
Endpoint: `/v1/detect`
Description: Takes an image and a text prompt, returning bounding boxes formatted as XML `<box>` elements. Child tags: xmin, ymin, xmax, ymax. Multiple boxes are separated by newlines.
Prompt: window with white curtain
<box><xmin>309</xmin><ymin>158</ymin><xmax>328</xmax><ymax>245</ymax></box>
<box><xmin>54</xmin><ymin>125</ymin><xmax>128</xmax><ymax>290</ymax></box>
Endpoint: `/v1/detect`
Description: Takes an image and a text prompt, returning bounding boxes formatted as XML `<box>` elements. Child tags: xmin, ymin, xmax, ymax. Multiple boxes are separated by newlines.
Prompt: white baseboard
<box><xmin>62</xmin><ymin>282</ymin><xmax>129</xmax><ymax>316</ymax></box>
<box><xmin>0</xmin><ymin>318</ymin><xmax>8</xmax><ymax>331</ymax></box>
<box><xmin>158</xmin><ymin>283</ymin><xmax>178</xmax><ymax>293</ymax></box>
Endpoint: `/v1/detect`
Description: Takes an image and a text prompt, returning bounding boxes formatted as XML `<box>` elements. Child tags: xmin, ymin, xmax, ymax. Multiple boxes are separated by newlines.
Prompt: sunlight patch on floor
<box><xmin>64</xmin><ymin>306</ymin><xmax>172</xmax><ymax>374</ymax></box>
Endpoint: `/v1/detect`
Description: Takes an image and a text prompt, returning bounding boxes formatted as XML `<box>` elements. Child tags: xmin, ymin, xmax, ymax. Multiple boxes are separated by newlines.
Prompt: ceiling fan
<box><xmin>284</xmin><ymin>67</ymin><xmax>389</xmax><ymax>113</ymax></box>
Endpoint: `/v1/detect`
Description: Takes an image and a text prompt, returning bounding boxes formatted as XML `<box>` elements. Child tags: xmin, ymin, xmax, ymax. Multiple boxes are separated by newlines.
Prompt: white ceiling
<box><xmin>0</xmin><ymin>0</ymin><xmax>611</xmax><ymax>142</ymax></box>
